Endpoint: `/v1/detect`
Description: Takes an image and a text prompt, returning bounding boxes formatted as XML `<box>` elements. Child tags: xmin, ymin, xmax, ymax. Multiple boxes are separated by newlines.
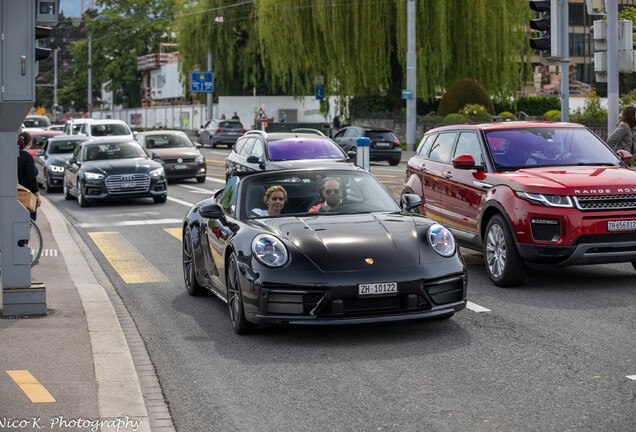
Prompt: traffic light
<box><xmin>529</xmin><ymin>0</ymin><xmax>561</xmax><ymax>59</ymax></box>
<box><xmin>35</xmin><ymin>26</ymin><xmax>52</xmax><ymax>61</ymax></box>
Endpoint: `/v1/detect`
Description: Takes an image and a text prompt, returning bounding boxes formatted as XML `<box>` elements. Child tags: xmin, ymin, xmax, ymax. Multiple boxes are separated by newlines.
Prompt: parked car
<box><xmin>402</xmin><ymin>121</ymin><xmax>636</xmax><ymax>287</ymax></box>
<box><xmin>197</xmin><ymin>119</ymin><xmax>246</xmax><ymax>148</ymax></box>
<box><xmin>332</xmin><ymin>126</ymin><xmax>402</xmax><ymax>166</ymax></box>
<box><xmin>225</xmin><ymin>129</ymin><xmax>351</xmax><ymax>181</ymax></box>
<box><xmin>136</xmin><ymin>130</ymin><xmax>207</xmax><ymax>183</ymax></box>
<box><xmin>22</xmin><ymin>115</ymin><xmax>51</xmax><ymax>130</ymax></box>
<box><xmin>35</xmin><ymin>135</ymin><xmax>90</xmax><ymax>192</ymax></box>
<box><xmin>48</xmin><ymin>124</ymin><xmax>65</xmax><ymax>132</ymax></box>
<box><xmin>182</xmin><ymin>165</ymin><xmax>467</xmax><ymax>334</ymax></box>
<box><xmin>28</xmin><ymin>130</ymin><xmax>65</xmax><ymax>157</ymax></box>
<box><xmin>63</xmin><ymin>138</ymin><xmax>167</xmax><ymax>207</ymax></box>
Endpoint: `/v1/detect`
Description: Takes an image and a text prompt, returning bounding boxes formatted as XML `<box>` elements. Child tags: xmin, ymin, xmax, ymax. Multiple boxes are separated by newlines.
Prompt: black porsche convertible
<box><xmin>182</xmin><ymin>166</ymin><xmax>467</xmax><ymax>334</ymax></box>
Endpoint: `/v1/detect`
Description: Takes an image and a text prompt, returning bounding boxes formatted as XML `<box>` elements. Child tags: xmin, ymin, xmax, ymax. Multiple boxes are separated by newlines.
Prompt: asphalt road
<box><xmin>45</xmin><ymin>147</ymin><xmax>636</xmax><ymax>432</ymax></box>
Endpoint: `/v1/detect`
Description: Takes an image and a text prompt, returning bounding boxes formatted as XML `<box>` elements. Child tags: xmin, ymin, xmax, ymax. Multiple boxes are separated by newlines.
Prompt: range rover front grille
<box><xmin>573</xmin><ymin>194</ymin><xmax>636</xmax><ymax>211</ymax></box>
<box><xmin>106</xmin><ymin>174</ymin><xmax>150</xmax><ymax>194</ymax></box>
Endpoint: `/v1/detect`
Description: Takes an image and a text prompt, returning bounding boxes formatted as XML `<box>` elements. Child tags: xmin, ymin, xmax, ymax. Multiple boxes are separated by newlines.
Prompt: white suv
<box><xmin>77</xmin><ymin>119</ymin><xmax>134</xmax><ymax>139</ymax></box>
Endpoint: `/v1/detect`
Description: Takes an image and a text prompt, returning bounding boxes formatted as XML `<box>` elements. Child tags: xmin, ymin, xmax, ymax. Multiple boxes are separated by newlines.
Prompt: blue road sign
<box><xmin>190</xmin><ymin>72</ymin><xmax>214</xmax><ymax>93</ymax></box>
<box><xmin>315</xmin><ymin>85</ymin><xmax>324</xmax><ymax>100</ymax></box>
<box><xmin>401</xmin><ymin>89</ymin><xmax>412</xmax><ymax>99</ymax></box>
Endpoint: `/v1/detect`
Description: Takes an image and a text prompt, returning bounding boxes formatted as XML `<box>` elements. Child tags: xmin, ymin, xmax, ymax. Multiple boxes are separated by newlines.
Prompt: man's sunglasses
<box><xmin>325</xmin><ymin>188</ymin><xmax>340</xmax><ymax>195</ymax></box>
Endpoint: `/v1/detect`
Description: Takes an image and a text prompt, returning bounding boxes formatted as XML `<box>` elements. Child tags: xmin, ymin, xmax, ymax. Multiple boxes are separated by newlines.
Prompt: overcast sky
<box><xmin>60</xmin><ymin>0</ymin><xmax>81</xmax><ymax>18</ymax></box>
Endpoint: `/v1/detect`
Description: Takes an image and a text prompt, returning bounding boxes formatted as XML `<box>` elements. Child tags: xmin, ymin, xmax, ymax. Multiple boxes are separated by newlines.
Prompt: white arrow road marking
<box><xmin>627</xmin><ymin>375</ymin><xmax>636</xmax><ymax>381</ymax></box>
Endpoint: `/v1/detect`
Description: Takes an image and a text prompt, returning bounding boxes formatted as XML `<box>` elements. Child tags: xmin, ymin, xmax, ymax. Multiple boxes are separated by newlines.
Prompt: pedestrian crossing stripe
<box><xmin>6</xmin><ymin>370</ymin><xmax>56</xmax><ymax>403</ymax></box>
<box><xmin>88</xmin><ymin>232</ymin><xmax>170</xmax><ymax>284</ymax></box>
<box><xmin>164</xmin><ymin>227</ymin><xmax>182</xmax><ymax>241</ymax></box>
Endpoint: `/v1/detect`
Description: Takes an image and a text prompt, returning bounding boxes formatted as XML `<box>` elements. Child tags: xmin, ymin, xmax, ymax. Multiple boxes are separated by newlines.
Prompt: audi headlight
<box><xmin>427</xmin><ymin>224</ymin><xmax>456</xmax><ymax>257</ymax></box>
<box><xmin>195</xmin><ymin>156</ymin><xmax>204</xmax><ymax>164</ymax></box>
<box><xmin>85</xmin><ymin>172</ymin><xmax>104</xmax><ymax>180</ymax></box>
<box><xmin>517</xmin><ymin>192</ymin><xmax>573</xmax><ymax>208</ymax></box>
<box><xmin>49</xmin><ymin>165</ymin><xmax>64</xmax><ymax>173</ymax></box>
<box><xmin>149</xmin><ymin>167</ymin><xmax>164</xmax><ymax>177</ymax></box>
<box><xmin>251</xmin><ymin>234</ymin><xmax>289</xmax><ymax>267</ymax></box>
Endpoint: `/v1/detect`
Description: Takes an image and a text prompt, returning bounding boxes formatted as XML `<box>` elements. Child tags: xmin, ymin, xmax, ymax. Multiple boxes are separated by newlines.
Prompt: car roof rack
<box><xmin>244</xmin><ymin>130</ymin><xmax>267</xmax><ymax>137</ymax></box>
<box><xmin>291</xmin><ymin>128</ymin><xmax>324</xmax><ymax>136</ymax></box>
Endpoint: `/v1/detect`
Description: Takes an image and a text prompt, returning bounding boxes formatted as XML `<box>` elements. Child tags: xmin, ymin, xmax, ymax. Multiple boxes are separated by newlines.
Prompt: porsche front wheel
<box><xmin>226</xmin><ymin>255</ymin><xmax>255</xmax><ymax>334</ymax></box>
<box><xmin>183</xmin><ymin>228</ymin><xmax>204</xmax><ymax>296</ymax></box>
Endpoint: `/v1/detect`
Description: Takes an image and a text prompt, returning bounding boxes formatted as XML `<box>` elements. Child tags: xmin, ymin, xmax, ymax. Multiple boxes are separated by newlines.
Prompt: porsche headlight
<box><xmin>517</xmin><ymin>192</ymin><xmax>573</xmax><ymax>208</ymax></box>
<box><xmin>251</xmin><ymin>234</ymin><xmax>289</xmax><ymax>267</ymax></box>
<box><xmin>149</xmin><ymin>167</ymin><xmax>164</xmax><ymax>177</ymax></box>
<box><xmin>85</xmin><ymin>172</ymin><xmax>104</xmax><ymax>180</ymax></box>
<box><xmin>427</xmin><ymin>224</ymin><xmax>456</xmax><ymax>257</ymax></box>
<box><xmin>49</xmin><ymin>165</ymin><xmax>64</xmax><ymax>173</ymax></box>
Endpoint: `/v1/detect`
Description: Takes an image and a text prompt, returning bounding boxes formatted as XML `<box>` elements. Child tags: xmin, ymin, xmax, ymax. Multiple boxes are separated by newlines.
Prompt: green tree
<box><xmin>68</xmin><ymin>0</ymin><xmax>176</xmax><ymax>110</ymax></box>
<box><xmin>175</xmin><ymin>0</ymin><xmax>530</xmax><ymax>101</ymax></box>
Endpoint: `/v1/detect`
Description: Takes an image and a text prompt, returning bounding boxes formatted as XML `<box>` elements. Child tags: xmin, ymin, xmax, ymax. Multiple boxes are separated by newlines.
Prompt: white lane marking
<box><xmin>466</xmin><ymin>301</ymin><xmax>491</xmax><ymax>313</ymax></box>
<box><xmin>204</xmin><ymin>176</ymin><xmax>225</xmax><ymax>184</ymax></box>
<box><xmin>78</xmin><ymin>218</ymin><xmax>182</xmax><ymax>228</ymax></box>
<box><xmin>42</xmin><ymin>249</ymin><xmax>58</xmax><ymax>257</ymax></box>
<box><xmin>178</xmin><ymin>184</ymin><xmax>220</xmax><ymax>194</ymax></box>
<box><xmin>167</xmin><ymin>196</ymin><xmax>195</xmax><ymax>207</ymax></box>
<box><xmin>627</xmin><ymin>375</ymin><xmax>636</xmax><ymax>381</ymax></box>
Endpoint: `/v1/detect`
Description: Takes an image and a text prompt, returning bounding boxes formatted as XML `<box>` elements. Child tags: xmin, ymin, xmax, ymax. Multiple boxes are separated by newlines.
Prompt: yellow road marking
<box><xmin>206</xmin><ymin>173</ymin><xmax>224</xmax><ymax>178</ymax></box>
<box><xmin>205</xmin><ymin>159</ymin><xmax>226</xmax><ymax>164</ymax></box>
<box><xmin>374</xmin><ymin>174</ymin><xmax>399</xmax><ymax>178</ymax></box>
<box><xmin>6</xmin><ymin>370</ymin><xmax>56</xmax><ymax>403</ymax></box>
<box><xmin>88</xmin><ymin>232</ymin><xmax>169</xmax><ymax>284</ymax></box>
<box><xmin>164</xmin><ymin>227</ymin><xmax>182</xmax><ymax>241</ymax></box>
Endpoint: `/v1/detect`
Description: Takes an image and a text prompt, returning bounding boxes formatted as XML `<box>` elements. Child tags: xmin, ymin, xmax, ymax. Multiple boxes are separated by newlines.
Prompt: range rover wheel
<box><xmin>484</xmin><ymin>214</ymin><xmax>526</xmax><ymax>287</ymax></box>
<box><xmin>226</xmin><ymin>254</ymin><xmax>255</xmax><ymax>334</ymax></box>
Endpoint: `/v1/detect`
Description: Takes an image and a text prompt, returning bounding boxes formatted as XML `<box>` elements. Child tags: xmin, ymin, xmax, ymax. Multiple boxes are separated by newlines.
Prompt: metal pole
<box><xmin>207</xmin><ymin>50</ymin><xmax>213</xmax><ymax>122</ymax></box>
<box><xmin>560</xmin><ymin>0</ymin><xmax>569</xmax><ymax>122</ymax></box>
<box><xmin>406</xmin><ymin>0</ymin><xmax>417</xmax><ymax>152</ymax></box>
<box><xmin>53</xmin><ymin>48</ymin><xmax>58</xmax><ymax>122</ymax></box>
<box><xmin>607</xmin><ymin>0</ymin><xmax>619</xmax><ymax>133</ymax></box>
<box><xmin>88</xmin><ymin>33</ymin><xmax>92</xmax><ymax>117</ymax></box>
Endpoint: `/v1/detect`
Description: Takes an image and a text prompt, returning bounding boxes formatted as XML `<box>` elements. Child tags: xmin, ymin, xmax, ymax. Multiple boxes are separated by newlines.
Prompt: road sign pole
<box><xmin>207</xmin><ymin>50</ymin><xmax>213</xmax><ymax>122</ymax></box>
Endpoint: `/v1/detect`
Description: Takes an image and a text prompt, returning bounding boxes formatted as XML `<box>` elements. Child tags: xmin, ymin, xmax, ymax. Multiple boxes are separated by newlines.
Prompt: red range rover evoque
<box><xmin>402</xmin><ymin>121</ymin><xmax>636</xmax><ymax>287</ymax></box>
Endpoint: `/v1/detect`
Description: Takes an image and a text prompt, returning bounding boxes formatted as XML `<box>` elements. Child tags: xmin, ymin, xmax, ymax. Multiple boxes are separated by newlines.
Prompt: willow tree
<box><xmin>176</xmin><ymin>0</ymin><xmax>266</xmax><ymax>97</ymax></box>
<box><xmin>395</xmin><ymin>0</ymin><xmax>530</xmax><ymax>99</ymax></box>
<box><xmin>176</xmin><ymin>0</ymin><xmax>530</xmax><ymax>100</ymax></box>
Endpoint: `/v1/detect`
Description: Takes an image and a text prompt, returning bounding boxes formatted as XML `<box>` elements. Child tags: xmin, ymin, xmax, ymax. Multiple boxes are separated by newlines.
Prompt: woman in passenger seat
<box><xmin>251</xmin><ymin>185</ymin><xmax>287</xmax><ymax>217</ymax></box>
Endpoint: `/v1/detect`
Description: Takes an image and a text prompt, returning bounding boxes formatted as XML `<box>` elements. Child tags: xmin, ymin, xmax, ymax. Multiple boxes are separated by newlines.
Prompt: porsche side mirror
<box><xmin>246</xmin><ymin>155</ymin><xmax>260</xmax><ymax>164</ymax></box>
<box><xmin>401</xmin><ymin>194</ymin><xmax>422</xmax><ymax>212</ymax></box>
<box><xmin>199</xmin><ymin>203</ymin><xmax>226</xmax><ymax>220</ymax></box>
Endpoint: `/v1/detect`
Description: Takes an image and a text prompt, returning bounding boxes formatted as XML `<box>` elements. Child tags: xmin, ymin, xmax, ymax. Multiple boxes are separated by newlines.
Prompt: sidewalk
<box><xmin>1</xmin><ymin>198</ymin><xmax>174</xmax><ymax>432</ymax></box>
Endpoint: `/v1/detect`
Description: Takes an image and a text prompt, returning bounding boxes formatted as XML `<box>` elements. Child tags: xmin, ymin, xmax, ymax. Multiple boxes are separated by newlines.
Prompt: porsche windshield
<box><xmin>485</xmin><ymin>127</ymin><xmax>619</xmax><ymax>170</ymax></box>
<box><xmin>242</xmin><ymin>170</ymin><xmax>400</xmax><ymax>219</ymax></box>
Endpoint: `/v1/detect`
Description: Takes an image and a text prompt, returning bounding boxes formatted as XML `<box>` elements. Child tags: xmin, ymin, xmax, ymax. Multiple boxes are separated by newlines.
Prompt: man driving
<box><xmin>309</xmin><ymin>177</ymin><xmax>342</xmax><ymax>212</ymax></box>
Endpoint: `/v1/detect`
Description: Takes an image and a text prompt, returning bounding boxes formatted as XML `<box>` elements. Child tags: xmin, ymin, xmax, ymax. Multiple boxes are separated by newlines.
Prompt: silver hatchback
<box><xmin>197</xmin><ymin>119</ymin><xmax>246</xmax><ymax>148</ymax></box>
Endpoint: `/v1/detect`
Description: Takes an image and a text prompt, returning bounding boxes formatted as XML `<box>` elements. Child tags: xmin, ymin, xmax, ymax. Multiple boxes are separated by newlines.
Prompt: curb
<box><xmin>41</xmin><ymin>197</ymin><xmax>176</xmax><ymax>432</ymax></box>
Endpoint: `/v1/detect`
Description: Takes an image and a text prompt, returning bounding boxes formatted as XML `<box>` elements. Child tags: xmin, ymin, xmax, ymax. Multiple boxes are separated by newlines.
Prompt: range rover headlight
<box><xmin>251</xmin><ymin>234</ymin><xmax>289</xmax><ymax>267</ymax></box>
<box><xmin>85</xmin><ymin>172</ymin><xmax>104</xmax><ymax>180</ymax></box>
<box><xmin>149</xmin><ymin>167</ymin><xmax>164</xmax><ymax>177</ymax></box>
<box><xmin>517</xmin><ymin>192</ymin><xmax>573</xmax><ymax>208</ymax></box>
<box><xmin>427</xmin><ymin>224</ymin><xmax>456</xmax><ymax>257</ymax></box>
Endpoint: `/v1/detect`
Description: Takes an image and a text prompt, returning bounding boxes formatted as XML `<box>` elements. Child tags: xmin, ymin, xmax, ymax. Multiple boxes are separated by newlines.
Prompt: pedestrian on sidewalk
<box><xmin>17</xmin><ymin>131</ymin><xmax>41</xmax><ymax>220</ymax></box>
<box><xmin>606</xmin><ymin>105</ymin><xmax>636</xmax><ymax>157</ymax></box>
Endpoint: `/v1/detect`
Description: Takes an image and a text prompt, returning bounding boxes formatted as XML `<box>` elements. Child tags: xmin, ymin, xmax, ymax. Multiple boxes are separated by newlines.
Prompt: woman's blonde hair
<box><xmin>263</xmin><ymin>185</ymin><xmax>287</xmax><ymax>204</ymax></box>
